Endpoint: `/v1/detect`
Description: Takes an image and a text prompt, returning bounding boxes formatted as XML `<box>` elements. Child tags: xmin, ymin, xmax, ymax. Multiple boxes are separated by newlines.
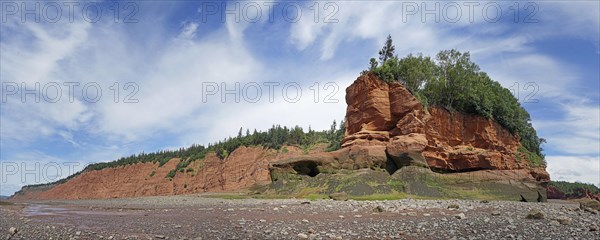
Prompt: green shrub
<box><xmin>166</xmin><ymin>169</ymin><xmax>177</xmax><ymax>179</ymax></box>
<box><xmin>387</xmin><ymin>179</ymin><xmax>404</xmax><ymax>191</ymax></box>
<box><xmin>149</xmin><ymin>170</ymin><xmax>156</xmax><ymax>177</ymax></box>
<box><xmin>518</xmin><ymin>146</ymin><xmax>544</xmax><ymax>167</ymax></box>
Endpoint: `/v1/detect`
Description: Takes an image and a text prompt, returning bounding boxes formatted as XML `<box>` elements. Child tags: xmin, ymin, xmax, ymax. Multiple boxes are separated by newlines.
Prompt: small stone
<box><xmin>108</xmin><ymin>237</ymin><xmax>114</xmax><ymax>240</ymax></box>
<box><xmin>447</xmin><ymin>204</ymin><xmax>459</xmax><ymax>210</ymax></box>
<box><xmin>75</xmin><ymin>231</ymin><xmax>81</xmax><ymax>236</ymax></box>
<box><xmin>526</xmin><ymin>208</ymin><xmax>545</xmax><ymax>220</ymax></box>
<box><xmin>329</xmin><ymin>192</ymin><xmax>349</xmax><ymax>201</ymax></box>
<box><xmin>273</xmin><ymin>207</ymin><xmax>280</xmax><ymax>211</ymax></box>
<box><xmin>373</xmin><ymin>206</ymin><xmax>384</xmax><ymax>212</ymax></box>
<box><xmin>353</xmin><ymin>215</ymin><xmax>362</xmax><ymax>218</ymax></box>
<box><xmin>302</xmin><ymin>219</ymin><xmax>309</xmax><ymax>223</ymax></box>
<box><xmin>155</xmin><ymin>235</ymin><xmax>166</xmax><ymax>239</ymax></box>
<box><xmin>298</xmin><ymin>233</ymin><xmax>309</xmax><ymax>239</ymax></box>
<box><xmin>491</xmin><ymin>211</ymin><xmax>501</xmax><ymax>216</ymax></box>
<box><xmin>556</xmin><ymin>216</ymin><xmax>572</xmax><ymax>225</ymax></box>
<box><xmin>455</xmin><ymin>213</ymin><xmax>466</xmax><ymax>219</ymax></box>
<box><xmin>590</xmin><ymin>225</ymin><xmax>598</xmax><ymax>231</ymax></box>
<box><xmin>259</xmin><ymin>219</ymin><xmax>266</xmax><ymax>222</ymax></box>
<box><xmin>175</xmin><ymin>225</ymin><xmax>182</xmax><ymax>228</ymax></box>
<box><xmin>8</xmin><ymin>227</ymin><xmax>17</xmax><ymax>235</ymax></box>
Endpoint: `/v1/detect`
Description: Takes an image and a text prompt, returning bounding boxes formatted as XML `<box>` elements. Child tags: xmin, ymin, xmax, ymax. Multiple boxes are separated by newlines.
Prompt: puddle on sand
<box><xmin>23</xmin><ymin>204</ymin><xmax>132</xmax><ymax>217</ymax></box>
<box><xmin>23</xmin><ymin>204</ymin><xmax>66</xmax><ymax>217</ymax></box>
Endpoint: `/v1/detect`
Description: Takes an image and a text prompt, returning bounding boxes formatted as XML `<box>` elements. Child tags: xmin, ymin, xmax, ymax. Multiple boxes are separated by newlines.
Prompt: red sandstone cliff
<box><xmin>271</xmin><ymin>73</ymin><xmax>549</xmax><ymax>183</ymax></box>
<box><xmin>342</xmin><ymin>73</ymin><xmax>549</xmax><ymax>181</ymax></box>
<box><xmin>10</xmin><ymin>145</ymin><xmax>326</xmax><ymax>201</ymax></box>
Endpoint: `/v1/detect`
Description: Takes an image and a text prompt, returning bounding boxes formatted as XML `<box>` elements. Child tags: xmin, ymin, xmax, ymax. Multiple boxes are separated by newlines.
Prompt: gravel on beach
<box><xmin>1</xmin><ymin>195</ymin><xmax>599</xmax><ymax>239</ymax></box>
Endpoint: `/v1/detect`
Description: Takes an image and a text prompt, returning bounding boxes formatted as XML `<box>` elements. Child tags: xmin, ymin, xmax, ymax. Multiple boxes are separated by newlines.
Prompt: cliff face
<box><xmin>342</xmin><ymin>73</ymin><xmax>549</xmax><ymax>181</ymax></box>
<box><xmin>12</xmin><ymin>73</ymin><xmax>550</xmax><ymax>201</ymax></box>
<box><xmin>268</xmin><ymin>74</ymin><xmax>549</xmax><ymax>200</ymax></box>
<box><xmin>11</xmin><ymin>145</ymin><xmax>326</xmax><ymax>201</ymax></box>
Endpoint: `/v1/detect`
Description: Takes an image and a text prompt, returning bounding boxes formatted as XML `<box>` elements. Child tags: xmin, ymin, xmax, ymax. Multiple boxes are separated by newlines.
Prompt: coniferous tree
<box><xmin>369</xmin><ymin>58</ymin><xmax>378</xmax><ymax>71</ymax></box>
<box><xmin>378</xmin><ymin>34</ymin><xmax>395</xmax><ymax>63</ymax></box>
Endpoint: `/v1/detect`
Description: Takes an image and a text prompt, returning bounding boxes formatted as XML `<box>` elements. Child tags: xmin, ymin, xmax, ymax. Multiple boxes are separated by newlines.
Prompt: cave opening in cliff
<box><xmin>385</xmin><ymin>157</ymin><xmax>400</xmax><ymax>175</ymax></box>
<box><xmin>293</xmin><ymin>161</ymin><xmax>320</xmax><ymax>177</ymax></box>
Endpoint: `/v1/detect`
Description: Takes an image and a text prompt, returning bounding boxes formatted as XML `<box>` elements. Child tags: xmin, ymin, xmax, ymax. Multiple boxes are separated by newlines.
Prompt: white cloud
<box><xmin>91</xmin><ymin>26</ymin><xmax>262</xmax><ymax>141</ymax></box>
<box><xmin>1</xmin><ymin>19</ymin><xmax>92</xmax><ymax>144</ymax></box>
<box><xmin>1</xmin><ymin>20</ymin><xmax>90</xmax><ymax>86</ymax></box>
<box><xmin>547</xmin><ymin>155</ymin><xmax>600</xmax><ymax>187</ymax></box>
<box><xmin>289</xmin><ymin>2</ymin><xmax>537</xmax><ymax>60</ymax></box>
<box><xmin>535</xmin><ymin>2</ymin><xmax>600</xmax><ymax>44</ymax></box>
<box><xmin>484</xmin><ymin>53</ymin><xmax>580</xmax><ymax>100</ymax></box>
<box><xmin>536</xmin><ymin>104</ymin><xmax>600</xmax><ymax>156</ymax></box>
<box><xmin>0</xmin><ymin>152</ymin><xmax>87</xmax><ymax>195</ymax></box>
<box><xmin>179</xmin><ymin>22</ymin><xmax>199</xmax><ymax>39</ymax></box>
<box><xmin>188</xmin><ymin>72</ymin><xmax>357</xmax><ymax>144</ymax></box>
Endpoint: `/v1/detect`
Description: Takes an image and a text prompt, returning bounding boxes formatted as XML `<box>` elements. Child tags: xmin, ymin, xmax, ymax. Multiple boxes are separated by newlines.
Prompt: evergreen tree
<box><xmin>369</xmin><ymin>58</ymin><xmax>378</xmax><ymax>71</ymax></box>
<box><xmin>378</xmin><ymin>34</ymin><xmax>395</xmax><ymax>63</ymax></box>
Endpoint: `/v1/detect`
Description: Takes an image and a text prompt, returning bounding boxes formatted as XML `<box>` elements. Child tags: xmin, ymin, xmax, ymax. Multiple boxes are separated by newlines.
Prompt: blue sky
<box><xmin>1</xmin><ymin>0</ymin><xmax>599</xmax><ymax>196</ymax></box>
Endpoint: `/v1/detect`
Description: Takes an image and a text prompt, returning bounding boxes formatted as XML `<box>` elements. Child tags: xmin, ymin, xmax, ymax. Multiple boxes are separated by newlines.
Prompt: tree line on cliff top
<box><xmin>548</xmin><ymin>181</ymin><xmax>600</xmax><ymax>196</ymax></box>
<box><xmin>25</xmin><ymin>121</ymin><xmax>345</xmax><ymax>187</ymax></box>
<box><xmin>28</xmin><ymin>121</ymin><xmax>345</xmax><ymax>185</ymax></box>
<box><xmin>364</xmin><ymin>35</ymin><xmax>545</xmax><ymax>164</ymax></box>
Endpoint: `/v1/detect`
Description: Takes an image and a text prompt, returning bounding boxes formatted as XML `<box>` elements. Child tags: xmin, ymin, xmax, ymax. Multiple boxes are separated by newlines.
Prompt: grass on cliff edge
<box><xmin>0</xmin><ymin>201</ymin><xmax>13</xmax><ymax>206</ymax></box>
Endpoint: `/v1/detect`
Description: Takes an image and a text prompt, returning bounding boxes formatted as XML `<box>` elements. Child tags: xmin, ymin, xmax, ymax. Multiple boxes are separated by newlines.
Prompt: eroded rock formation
<box><xmin>270</xmin><ymin>73</ymin><xmax>549</xmax><ymax>186</ymax></box>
